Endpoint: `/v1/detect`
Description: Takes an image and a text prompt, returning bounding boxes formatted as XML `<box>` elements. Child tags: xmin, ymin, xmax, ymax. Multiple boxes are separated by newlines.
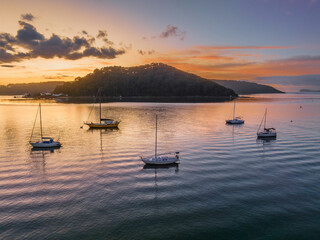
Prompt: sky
<box><xmin>0</xmin><ymin>0</ymin><xmax>320</xmax><ymax>91</ymax></box>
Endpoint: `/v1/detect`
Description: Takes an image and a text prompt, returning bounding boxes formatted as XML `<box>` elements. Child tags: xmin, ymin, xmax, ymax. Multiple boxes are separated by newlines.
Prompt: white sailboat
<box><xmin>140</xmin><ymin>115</ymin><xmax>180</xmax><ymax>165</ymax></box>
<box><xmin>29</xmin><ymin>103</ymin><xmax>61</xmax><ymax>148</ymax></box>
<box><xmin>257</xmin><ymin>108</ymin><xmax>277</xmax><ymax>138</ymax></box>
<box><xmin>226</xmin><ymin>100</ymin><xmax>244</xmax><ymax>124</ymax></box>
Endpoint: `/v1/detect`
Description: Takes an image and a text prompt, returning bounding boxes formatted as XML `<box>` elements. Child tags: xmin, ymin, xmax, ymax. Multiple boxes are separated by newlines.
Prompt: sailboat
<box><xmin>226</xmin><ymin>100</ymin><xmax>244</xmax><ymax>124</ymax></box>
<box><xmin>257</xmin><ymin>108</ymin><xmax>277</xmax><ymax>138</ymax></box>
<box><xmin>140</xmin><ymin>115</ymin><xmax>180</xmax><ymax>165</ymax></box>
<box><xmin>83</xmin><ymin>89</ymin><xmax>120</xmax><ymax>128</ymax></box>
<box><xmin>29</xmin><ymin>103</ymin><xmax>61</xmax><ymax>148</ymax></box>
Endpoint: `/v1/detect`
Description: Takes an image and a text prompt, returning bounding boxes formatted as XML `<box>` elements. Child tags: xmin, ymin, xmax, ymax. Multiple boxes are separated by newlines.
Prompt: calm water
<box><xmin>0</xmin><ymin>94</ymin><xmax>320</xmax><ymax>240</ymax></box>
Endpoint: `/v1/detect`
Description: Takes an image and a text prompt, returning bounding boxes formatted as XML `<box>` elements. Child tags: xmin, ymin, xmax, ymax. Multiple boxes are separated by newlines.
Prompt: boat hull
<box><xmin>141</xmin><ymin>156</ymin><xmax>179</xmax><ymax>165</ymax></box>
<box><xmin>226</xmin><ymin>119</ymin><xmax>244</xmax><ymax>124</ymax></box>
<box><xmin>85</xmin><ymin>122</ymin><xmax>119</xmax><ymax>128</ymax></box>
<box><xmin>257</xmin><ymin>132</ymin><xmax>277</xmax><ymax>138</ymax></box>
<box><xmin>30</xmin><ymin>141</ymin><xmax>61</xmax><ymax>148</ymax></box>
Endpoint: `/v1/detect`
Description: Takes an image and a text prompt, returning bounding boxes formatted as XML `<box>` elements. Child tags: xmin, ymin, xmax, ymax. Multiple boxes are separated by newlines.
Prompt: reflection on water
<box><xmin>31</xmin><ymin>146</ymin><xmax>61</xmax><ymax>153</ymax></box>
<box><xmin>142</xmin><ymin>164</ymin><xmax>179</xmax><ymax>202</ymax></box>
<box><xmin>0</xmin><ymin>94</ymin><xmax>320</xmax><ymax>239</ymax></box>
<box><xmin>256</xmin><ymin>137</ymin><xmax>277</xmax><ymax>144</ymax></box>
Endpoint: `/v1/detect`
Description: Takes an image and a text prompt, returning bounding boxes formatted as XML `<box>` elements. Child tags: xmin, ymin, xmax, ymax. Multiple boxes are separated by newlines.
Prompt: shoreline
<box><xmin>2</xmin><ymin>95</ymin><xmax>240</xmax><ymax>103</ymax></box>
<box><xmin>2</xmin><ymin>93</ymin><xmax>308</xmax><ymax>104</ymax></box>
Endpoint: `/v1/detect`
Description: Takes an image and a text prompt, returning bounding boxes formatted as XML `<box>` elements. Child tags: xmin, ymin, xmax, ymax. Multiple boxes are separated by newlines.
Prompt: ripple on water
<box><xmin>0</xmin><ymin>99</ymin><xmax>320</xmax><ymax>239</ymax></box>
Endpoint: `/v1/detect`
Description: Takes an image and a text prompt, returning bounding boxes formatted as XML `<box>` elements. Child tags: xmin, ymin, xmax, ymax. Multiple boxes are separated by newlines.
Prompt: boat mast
<box><xmin>99</xmin><ymin>95</ymin><xmax>101</xmax><ymax>124</ymax></box>
<box><xmin>155</xmin><ymin>115</ymin><xmax>158</xmax><ymax>159</ymax></box>
<box><xmin>96</xmin><ymin>88</ymin><xmax>102</xmax><ymax>124</ymax></box>
<box><xmin>39</xmin><ymin>103</ymin><xmax>43</xmax><ymax>140</ymax></box>
<box><xmin>233</xmin><ymin>101</ymin><xmax>236</xmax><ymax>119</ymax></box>
<box><xmin>264</xmin><ymin>108</ymin><xmax>267</xmax><ymax>129</ymax></box>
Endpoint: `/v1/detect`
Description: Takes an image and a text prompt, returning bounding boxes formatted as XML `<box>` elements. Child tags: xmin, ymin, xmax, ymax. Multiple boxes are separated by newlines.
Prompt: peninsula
<box><xmin>54</xmin><ymin>63</ymin><xmax>236</xmax><ymax>98</ymax></box>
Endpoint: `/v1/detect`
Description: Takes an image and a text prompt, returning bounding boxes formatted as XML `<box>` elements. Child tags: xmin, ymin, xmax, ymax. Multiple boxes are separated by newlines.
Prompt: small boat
<box><xmin>226</xmin><ymin>100</ymin><xmax>244</xmax><ymax>124</ymax></box>
<box><xmin>140</xmin><ymin>115</ymin><xmax>180</xmax><ymax>165</ymax></box>
<box><xmin>29</xmin><ymin>103</ymin><xmax>61</xmax><ymax>148</ymax></box>
<box><xmin>257</xmin><ymin>108</ymin><xmax>277</xmax><ymax>138</ymax></box>
<box><xmin>30</xmin><ymin>137</ymin><xmax>61</xmax><ymax>148</ymax></box>
<box><xmin>83</xmin><ymin>89</ymin><xmax>120</xmax><ymax>128</ymax></box>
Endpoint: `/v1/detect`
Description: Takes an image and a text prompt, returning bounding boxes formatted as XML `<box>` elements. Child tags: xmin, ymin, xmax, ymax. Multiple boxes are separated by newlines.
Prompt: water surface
<box><xmin>0</xmin><ymin>94</ymin><xmax>320</xmax><ymax>239</ymax></box>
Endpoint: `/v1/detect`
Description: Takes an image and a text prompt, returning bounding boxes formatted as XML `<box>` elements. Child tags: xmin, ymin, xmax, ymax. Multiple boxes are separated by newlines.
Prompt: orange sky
<box><xmin>1</xmin><ymin>0</ymin><xmax>320</xmax><ymax>91</ymax></box>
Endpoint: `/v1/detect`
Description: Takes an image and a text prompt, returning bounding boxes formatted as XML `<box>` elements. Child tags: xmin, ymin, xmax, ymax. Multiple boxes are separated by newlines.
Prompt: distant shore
<box><xmin>0</xmin><ymin>95</ymin><xmax>246</xmax><ymax>103</ymax></box>
<box><xmin>28</xmin><ymin>95</ymin><xmax>238</xmax><ymax>103</ymax></box>
<box><xmin>2</xmin><ymin>94</ymin><xmax>300</xmax><ymax>104</ymax></box>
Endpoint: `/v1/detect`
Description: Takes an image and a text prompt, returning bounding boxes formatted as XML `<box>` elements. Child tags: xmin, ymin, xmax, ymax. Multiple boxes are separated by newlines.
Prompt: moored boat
<box><xmin>140</xmin><ymin>115</ymin><xmax>180</xmax><ymax>165</ymax></box>
<box><xmin>30</xmin><ymin>137</ymin><xmax>61</xmax><ymax>148</ymax></box>
<box><xmin>257</xmin><ymin>108</ymin><xmax>277</xmax><ymax>138</ymax></box>
<box><xmin>141</xmin><ymin>152</ymin><xmax>180</xmax><ymax>165</ymax></box>
<box><xmin>84</xmin><ymin>119</ymin><xmax>120</xmax><ymax>128</ymax></box>
<box><xmin>29</xmin><ymin>103</ymin><xmax>61</xmax><ymax>148</ymax></box>
<box><xmin>226</xmin><ymin>100</ymin><xmax>244</xmax><ymax>124</ymax></box>
<box><xmin>83</xmin><ymin>89</ymin><xmax>120</xmax><ymax>129</ymax></box>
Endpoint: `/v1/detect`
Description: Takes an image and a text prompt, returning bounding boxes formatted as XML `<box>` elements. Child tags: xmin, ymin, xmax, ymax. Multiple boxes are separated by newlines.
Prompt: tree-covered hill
<box><xmin>213</xmin><ymin>80</ymin><xmax>284</xmax><ymax>94</ymax></box>
<box><xmin>0</xmin><ymin>81</ymin><xmax>63</xmax><ymax>95</ymax></box>
<box><xmin>54</xmin><ymin>63</ymin><xmax>237</xmax><ymax>97</ymax></box>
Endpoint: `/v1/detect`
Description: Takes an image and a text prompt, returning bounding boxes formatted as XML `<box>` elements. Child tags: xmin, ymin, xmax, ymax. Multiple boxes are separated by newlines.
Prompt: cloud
<box><xmin>143</xmin><ymin>45</ymin><xmax>320</xmax><ymax>83</ymax></box>
<box><xmin>1</xmin><ymin>64</ymin><xmax>15</xmax><ymax>68</ymax></box>
<box><xmin>194</xmin><ymin>45</ymin><xmax>293</xmax><ymax>50</ymax></box>
<box><xmin>0</xmin><ymin>33</ymin><xmax>16</xmax><ymax>51</ymax></box>
<box><xmin>279</xmin><ymin>55</ymin><xmax>320</xmax><ymax>62</ymax></box>
<box><xmin>96</xmin><ymin>30</ymin><xmax>113</xmax><ymax>45</ymax></box>
<box><xmin>257</xmin><ymin>74</ymin><xmax>320</xmax><ymax>87</ymax></box>
<box><xmin>0</xmin><ymin>48</ymin><xmax>31</xmax><ymax>63</ymax></box>
<box><xmin>191</xmin><ymin>55</ymin><xmax>234</xmax><ymax>61</ymax></box>
<box><xmin>43</xmin><ymin>74</ymin><xmax>71</xmax><ymax>79</ymax></box>
<box><xmin>0</xmin><ymin>18</ymin><xmax>126</xmax><ymax>63</ymax></box>
<box><xmin>17</xmin><ymin>21</ymin><xmax>44</xmax><ymax>43</ymax></box>
<box><xmin>21</xmin><ymin>13</ymin><xmax>35</xmax><ymax>22</ymax></box>
<box><xmin>97</xmin><ymin>30</ymin><xmax>107</xmax><ymax>39</ymax></box>
<box><xmin>137</xmin><ymin>49</ymin><xmax>155</xmax><ymax>55</ymax></box>
<box><xmin>160</xmin><ymin>25</ymin><xmax>186</xmax><ymax>40</ymax></box>
<box><xmin>256</xmin><ymin>75</ymin><xmax>320</xmax><ymax>91</ymax></box>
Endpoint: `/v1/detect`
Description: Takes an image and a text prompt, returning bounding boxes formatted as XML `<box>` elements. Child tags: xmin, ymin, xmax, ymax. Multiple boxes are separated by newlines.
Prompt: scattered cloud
<box><xmin>194</xmin><ymin>45</ymin><xmax>293</xmax><ymax>50</ymax></box>
<box><xmin>0</xmin><ymin>17</ymin><xmax>126</xmax><ymax>63</ymax></box>
<box><xmin>160</xmin><ymin>25</ymin><xmax>186</xmax><ymax>40</ymax></box>
<box><xmin>21</xmin><ymin>13</ymin><xmax>35</xmax><ymax>22</ymax></box>
<box><xmin>257</xmin><ymin>74</ymin><xmax>320</xmax><ymax>87</ymax></box>
<box><xmin>1</xmin><ymin>64</ymin><xmax>15</xmax><ymax>68</ymax></box>
<box><xmin>96</xmin><ymin>30</ymin><xmax>113</xmax><ymax>45</ymax></box>
<box><xmin>43</xmin><ymin>74</ymin><xmax>71</xmax><ymax>79</ymax></box>
<box><xmin>142</xmin><ymin>45</ymin><xmax>320</xmax><ymax>82</ymax></box>
<box><xmin>0</xmin><ymin>64</ymin><xmax>25</xmax><ymax>69</ymax></box>
<box><xmin>97</xmin><ymin>30</ymin><xmax>107</xmax><ymax>39</ymax></box>
<box><xmin>279</xmin><ymin>55</ymin><xmax>320</xmax><ymax>62</ymax></box>
<box><xmin>17</xmin><ymin>20</ymin><xmax>45</xmax><ymax>43</ymax></box>
<box><xmin>119</xmin><ymin>42</ymin><xmax>132</xmax><ymax>50</ymax></box>
<box><xmin>191</xmin><ymin>55</ymin><xmax>234</xmax><ymax>61</ymax></box>
<box><xmin>137</xmin><ymin>49</ymin><xmax>155</xmax><ymax>55</ymax></box>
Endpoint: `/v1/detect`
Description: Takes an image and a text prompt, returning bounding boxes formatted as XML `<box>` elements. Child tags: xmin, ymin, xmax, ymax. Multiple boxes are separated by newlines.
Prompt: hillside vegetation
<box><xmin>54</xmin><ymin>63</ymin><xmax>236</xmax><ymax>97</ymax></box>
<box><xmin>0</xmin><ymin>81</ymin><xmax>63</xmax><ymax>95</ymax></box>
<box><xmin>213</xmin><ymin>80</ymin><xmax>283</xmax><ymax>94</ymax></box>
